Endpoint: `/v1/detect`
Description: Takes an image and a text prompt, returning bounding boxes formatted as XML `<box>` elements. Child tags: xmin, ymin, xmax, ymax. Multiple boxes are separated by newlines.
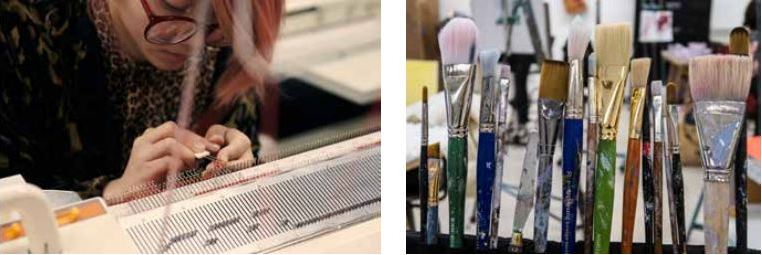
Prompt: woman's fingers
<box><xmin>143</xmin><ymin>156</ymin><xmax>186</xmax><ymax>181</ymax></box>
<box><xmin>205</xmin><ymin>124</ymin><xmax>228</xmax><ymax>146</ymax></box>
<box><xmin>137</xmin><ymin>121</ymin><xmax>177</xmax><ymax>145</ymax></box>
<box><xmin>143</xmin><ymin>137</ymin><xmax>197</xmax><ymax>166</ymax></box>
<box><xmin>216</xmin><ymin>128</ymin><xmax>252</xmax><ymax>163</ymax></box>
<box><xmin>175</xmin><ymin>127</ymin><xmax>221</xmax><ymax>153</ymax></box>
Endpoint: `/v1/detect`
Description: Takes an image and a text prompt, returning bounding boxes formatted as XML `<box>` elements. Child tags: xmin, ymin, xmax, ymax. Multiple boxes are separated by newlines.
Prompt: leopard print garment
<box><xmin>88</xmin><ymin>0</ymin><xmax>218</xmax><ymax>159</ymax></box>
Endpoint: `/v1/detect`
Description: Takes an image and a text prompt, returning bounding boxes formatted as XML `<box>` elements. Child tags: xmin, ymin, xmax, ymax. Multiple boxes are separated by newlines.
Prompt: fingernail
<box><xmin>193</xmin><ymin>141</ymin><xmax>205</xmax><ymax>151</ymax></box>
<box><xmin>210</xmin><ymin>144</ymin><xmax>221</xmax><ymax>152</ymax></box>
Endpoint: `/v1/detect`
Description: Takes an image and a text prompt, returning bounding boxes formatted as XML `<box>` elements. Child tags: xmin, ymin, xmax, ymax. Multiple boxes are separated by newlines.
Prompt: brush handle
<box><xmin>667</xmin><ymin>152</ymin><xmax>686</xmax><ymax>253</ymax></box>
<box><xmin>489</xmin><ymin>151</ymin><xmax>505</xmax><ymax>249</ymax></box>
<box><xmin>419</xmin><ymin>145</ymin><xmax>428</xmax><ymax>241</ymax></box>
<box><xmin>534</xmin><ymin>144</ymin><xmax>555</xmax><ymax>253</ymax></box>
<box><xmin>642</xmin><ymin>140</ymin><xmax>655</xmax><ymax>252</ymax></box>
<box><xmin>620</xmin><ymin>138</ymin><xmax>641</xmax><ymax>253</ymax></box>
<box><xmin>475</xmin><ymin>132</ymin><xmax>496</xmax><ymax>250</ymax></box>
<box><xmin>704</xmin><ymin>179</ymin><xmax>730</xmax><ymax>254</ymax></box>
<box><xmin>593</xmin><ymin>139</ymin><xmax>616</xmax><ymax>254</ymax></box>
<box><xmin>653</xmin><ymin>141</ymin><xmax>664</xmax><ymax>253</ymax></box>
<box><xmin>584</xmin><ymin>121</ymin><xmax>598</xmax><ymax>253</ymax></box>
<box><xmin>447</xmin><ymin>136</ymin><xmax>467</xmax><ymax>249</ymax></box>
<box><xmin>426</xmin><ymin>204</ymin><xmax>439</xmax><ymax>245</ymax></box>
<box><xmin>734</xmin><ymin>125</ymin><xmax>747</xmax><ymax>253</ymax></box>
<box><xmin>561</xmin><ymin>118</ymin><xmax>583</xmax><ymax>253</ymax></box>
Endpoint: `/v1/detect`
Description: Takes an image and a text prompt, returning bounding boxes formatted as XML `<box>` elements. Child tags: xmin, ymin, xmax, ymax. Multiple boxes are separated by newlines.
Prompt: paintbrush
<box><xmin>664</xmin><ymin>82</ymin><xmax>687</xmax><ymax>253</ymax></box>
<box><xmin>592</xmin><ymin>22</ymin><xmax>632</xmax><ymax>254</ymax></box>
<box><xmin>729</xmin><ymin>26</ymin><xmax>750</xmax><ymax>253</ymax></box>
<box><xmin>561</xmin><ymin>17</ymin><xmax>591</xmax><ymax>253</ymax></box>
<box><xmin>475</xmin><ymin>50</ymin><xmax>501</xmax><ymax>251</ymax></box>
<box><xmin>620</xmin><ymin>57</ymin><xmax>649</xmax><ymax>253</ymax></box>
<box><xmin>508</xmin><ymin>130</ymin><xmax>539</xmax><ymax>253</ymax></box>
<box><xmin>689</xmin><ymin>55</ymin><xmax>752</xmax><ymax>253</ymax></box>
<box><xmin>533</xmin><ymin>60</ymin><xmax>569</xmax><ymax>253</ymax></box>
<box><xmin>641</xmin><ymin>61</ymin><xmax>655</xmax><ymax>253</ymax></box>
<box><xmin>419</xmin><ymin>86</ymin><xmax>429</xmax><ymax>242</ymax></box>
<box><xmin>584</xmin><ymin>52</ymin><xmax>597</xmax><ymax>254</ymax></box>
<box><xmin>438</xmin><ymin>17</ymin><xmax>478</xmax><ymax>249</ymax></box>
<box><xmin>426</xmin><ymin>143</ymin><xmax>442</xmax><ymax>246</ymax></box>
<box><xmin>490</xmin><ymin>64</ymin><xmax>512</xmax><ymax>249</ymax></box>
<box><xmin>651</xmin><ymin>80</ymin><xmax>664</xmax><ymax>253</ymax></box>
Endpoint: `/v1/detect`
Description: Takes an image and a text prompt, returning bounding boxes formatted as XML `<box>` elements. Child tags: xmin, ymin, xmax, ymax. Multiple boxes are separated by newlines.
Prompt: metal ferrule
<box><xmin>478</xmin><ymin>73</ymin><xmax>499</xmax><ymax>132</ymax></box>
<box><xmin>497</xmin><ymin>79</ymin><xmax>511</xmax><ymax>148</ymax></box>
<box><xmin>427</xmin><ymin>158</ymin><xmax>441</xmax><ymax>206</ymax></box>
<box><xmin>443</xmin><ymin>64</ymin><xmax>477</xmax><ymax>137</ymax></box>
<box><xmin>587</xmin><ymin>77</ymin><xmax>598</xmax><ymax>123</ymax></box>
<box><xmin>705</xmin><ymin>168</ymin><xmax>732</xmax><ymax>183</ymax></box>
<box><xmin>694</xmin><ymin>101</ymin><xmax>745</xmax><ymax>173</ymax></box>
<box><xmin>628</xmin><ymin>88</ymin><xmax>646</xmax><ymax>139</ymax></box>
<box><xmin>597</xmin><ymin>65</ymin><xmax>629</xmax><ymax>140</ymax></box>
<box><xmin>422</xmin><ymin>101</ymin><xmax>428</xmax><ymax>145</ymax></box>
<box><xmin>538</xmin><ymin>99</ymin><xmax>564</xmax><ymax>156</ymax></box>
<box><xmin>566</xmin><ymin>59</ymin><xmax>584</xmax><ymax>119</ymax></box>
<box><xmin>652</xmin><ymin>95</ymin><xmax>664</xmax><ymax>142</ymax></box>
<box><xmin>666</xmin><ymin>105</ymin><xmax>680</xmax><ymax>153</ymax></box>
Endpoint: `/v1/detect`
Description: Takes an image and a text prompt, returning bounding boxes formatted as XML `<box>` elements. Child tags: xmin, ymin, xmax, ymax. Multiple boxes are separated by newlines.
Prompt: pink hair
<box><xmin>214</xmin><ymin>0</ymin><xmax>283</xmax><ymax>106</ymax></box>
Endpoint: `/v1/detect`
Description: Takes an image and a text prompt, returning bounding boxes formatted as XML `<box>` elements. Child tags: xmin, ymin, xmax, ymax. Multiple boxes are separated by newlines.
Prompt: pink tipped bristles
<box><xmin>438</xmin><ymin>17</ymin><xmax>478</xmax><ymax>65</ymax></box>
<box><xmin>689</xmin><ymin>55</ymin><xmax>753</xmax><ymax>102</ymax></box>
<box><xmin>567</xmin><ymin>16</ymin><xmax>591</xmax><ymax>61</ymax></box>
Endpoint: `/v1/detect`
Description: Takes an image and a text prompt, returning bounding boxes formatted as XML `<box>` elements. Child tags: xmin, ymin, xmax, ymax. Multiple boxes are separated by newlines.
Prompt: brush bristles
<box><xmin>650</xmin><ymin>81</ymin><xmax>662</xmax><ymax>96</ymax></box>
<box><xmin>499</xmin><ymin>64</ymin><xmax>511</xmax><ymax>79</ymax></box>
<box><xmin>568</xmin><ymin>16</ymin><xmax>591</xmax><ymax>60</ymax></box>
<box><xmin>438</xmin><ymin>17</ymin><xmax>478</xmax><ymax>65</ymax></box>
<box><xmin>422</xmin><ymin>86</ymin><xmax>428</xmax><ymax>103</ymax></box>
<box><xmin>630</xmin><ymin>58</ymin><xmax>651</xmax><ymax>88</ymax></box>
<box><xmin>539</xmin><ymin>60</ymin><xmax>569</xmax><ymax>101</ymax></box>
<box><xmin>666</xmin><ymin>82</ymin><xmax>679</xmax><ymax>104</ymax></box>
<box><xmin>689</xmin><ymin>55</ymin><xmax>753</xmax><ymax>101</ymax></box>
<box><xmin>729</xmin><ymin>26</ymin><xmax>750</xmax><ymax>55</ymax></box>
<box><xmin>479</xmin><ymin>50</ymin><xmax>501</xmax><ymax>78</ymax></box>
<box><xmin>427</xmin><ymin>143</ymin><xmax>440</xmax><ymax>158</ymax></box>
<box><xmin>587</xmin><ymin>52</ymin><xmax>596</xmax><ymax>76</ymax></box>
<box><xmin>594</xmin><ymin>23</ymin><xmax>632</xmax><ymax>67</ymax></box>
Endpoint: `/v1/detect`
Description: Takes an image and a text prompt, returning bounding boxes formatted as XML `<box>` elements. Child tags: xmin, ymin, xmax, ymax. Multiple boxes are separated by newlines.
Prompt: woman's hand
<box><xmin>104</xmin><ymin>121</ymin><xmax>220</xmax><ymax>201</ymax></box>
<box><xmin>202</xmin><ymin>124</ymin><xmax>255</xmax><ymax>178</ymax></box>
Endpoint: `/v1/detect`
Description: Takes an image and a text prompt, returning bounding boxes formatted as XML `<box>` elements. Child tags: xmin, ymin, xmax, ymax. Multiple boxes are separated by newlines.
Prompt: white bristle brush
<box><xmin>439</xmin><ymin>18</ymin><xmax>478</xmax><ymax>65</ymax></box>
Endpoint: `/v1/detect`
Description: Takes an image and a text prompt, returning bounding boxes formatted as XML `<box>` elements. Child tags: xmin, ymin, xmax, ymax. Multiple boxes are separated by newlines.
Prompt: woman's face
<box><xmin>110</xmin><ymin>0</ymin><xmax>227</xmax><ymax>71</ymax></box>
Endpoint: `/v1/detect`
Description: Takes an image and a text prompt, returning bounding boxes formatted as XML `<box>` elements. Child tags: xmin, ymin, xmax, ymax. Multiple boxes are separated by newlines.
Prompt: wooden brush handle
<box><xmin>593</xmin><ymin>140</ymin><xmax>616</xmax><ymax>253</ymax></box>
<box><xmin>653</xmin><ymin>142</ymin><xmax>664</xmax><ymax>253</ymax></box>
<box><xmin>584</xmin><ymin>121</ymin><xmax>598</xmax><ymax>253</ymax></box>
<box><xmin>446</xmin><ymin>137</ymin><xmax>467</xmax><ymax>249</ymax></box>
<box><xmin>703</xmin><ymin>180</ymin><xmax>730</xmax><ymax>254</ymax></box>
<box><xmin>620</xmin><ymin>139</ymin><xmax>641</xmax><ymax>253</ymax></box>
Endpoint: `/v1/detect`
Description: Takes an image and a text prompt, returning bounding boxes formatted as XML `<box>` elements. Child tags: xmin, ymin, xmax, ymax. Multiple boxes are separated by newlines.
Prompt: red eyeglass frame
<box><xmin>139</xmin><ymin>0</ymin><xmax>197</xmax><ymax>44</ymax></box>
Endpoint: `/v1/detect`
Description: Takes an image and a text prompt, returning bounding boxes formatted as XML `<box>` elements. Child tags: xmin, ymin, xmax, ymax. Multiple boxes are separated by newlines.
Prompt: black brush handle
<box><xmin>641</xmin><ymin>88</ymin><xmax>654</xmax><ymax>252</ymax></box>
<box><xmin>419</xmin><ymin>145</ymin><xmax>428</xmax><ymax>241</ymax></box>
<box><xmin>671</xmin><ymin>152</ymin><xmax>687</xmax><ymax>253</ymax></box>
<box><xmin>735</xmin><ymin>124</ymin><xmax>747</xmax><ymax>253</ymax></box>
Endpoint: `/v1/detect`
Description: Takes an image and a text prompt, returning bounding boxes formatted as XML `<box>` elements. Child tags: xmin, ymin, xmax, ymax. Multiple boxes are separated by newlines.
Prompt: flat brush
<box><xmin>592</xmin><ymin>22</ymin><xmax>632</xmax><ymax>254</ymax></box>
<box><xmin>651</xmin><ymin>80</ymin><xmax>664</xmax><ymax>253</ymax></box>
<box><xmin>489</xmin><ymin>64</ymin><xmax>512</xmax><ymax>249</ymax></box>
<box><xmin>508</xmin><ymin>131</ymin><xmax>539</xmax><ymax>253</ymax></box>
<box><xmin>475</xmin><ymin>50</ymin><xmax>501</xmax><ymax>251</ymax></box>
<box><xmin>729</xmin><ymin>26</ymin><xmax>750</xmax><ymax>253</ymax></box>
<box><xmin>621</xmin><ymin>58</ymin><xmax>649</xmax><ymax>253</ymax></box>
<box><xmin>584</xmin><ymin>52</ymin><xmax>597</xmax><ymax>254</ymax></box>
<box><xmin>664</xmin><ymin>82</ymin><xmax>687</xmax><ymax>253</ymax></box>
<box><xmin>419</xmin><ymin>86</ymin><xmax>429</xmax><ymax>242</ymax></box>
<box><xmin>533</xmin><ymin>60</ymin><xmax>569</xmax><ymax>253</ymax></box>
<box><xmin>689</xmin><ymin>55</ymin><xmax>753</xmax><ymax>254</ymax></box>
<box><xmin>426</xmin><ymin>143</ymin><xmax>442</xmax><ymax>246</ymax></box>
<box><xmin>561</xmin><ymin>16</ymin><xmax>590</xmax><ymax>254</ymax></box>
<box><xmin>438</xmin><ymin>17</ymin><xmax>478</xmax><ymax>249</ymax></box>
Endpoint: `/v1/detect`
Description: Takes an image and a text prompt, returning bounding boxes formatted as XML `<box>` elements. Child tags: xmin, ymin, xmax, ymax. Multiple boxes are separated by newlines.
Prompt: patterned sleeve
<box><xmin>222</xmin><ymin>92</ymin><xmax>261</xmax><ymax>156</ymax></box>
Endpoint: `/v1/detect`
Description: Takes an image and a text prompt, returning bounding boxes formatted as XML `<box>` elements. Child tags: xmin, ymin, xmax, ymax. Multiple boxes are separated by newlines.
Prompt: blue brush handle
<box><xmin>426</xmin><ymin>204</ymin><xmax>439</xmax><ymax>245</ymax></box>
<box><xmin>561</xmin><ymin>118</ymin><xmax>583</xmax><ymax>253</ymax></box>
<box><xmin>475</xmin><ymin>131</ymin><xmax>496</xmax><ymax>250</ymax></box>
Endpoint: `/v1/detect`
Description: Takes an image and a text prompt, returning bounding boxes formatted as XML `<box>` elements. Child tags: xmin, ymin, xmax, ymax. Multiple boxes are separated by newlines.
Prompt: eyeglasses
<box><xmin>140</xmin><ymin>0</ymin><xmax>198</xmax><ymax>44</ymax></box>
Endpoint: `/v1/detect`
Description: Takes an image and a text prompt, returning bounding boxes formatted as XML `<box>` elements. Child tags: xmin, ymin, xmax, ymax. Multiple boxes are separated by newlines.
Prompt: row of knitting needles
<box><xmin>419</xmin><ymin>17</ymin><xmax>752</xmax><ymax>254</ymax></box>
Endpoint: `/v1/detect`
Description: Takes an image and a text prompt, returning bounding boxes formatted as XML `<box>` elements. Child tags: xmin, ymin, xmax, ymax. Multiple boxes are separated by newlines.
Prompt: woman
<box><xmin>0</xmin><ymin>0</ymin><xmax>283</xmax><ymax>200</ymax></box>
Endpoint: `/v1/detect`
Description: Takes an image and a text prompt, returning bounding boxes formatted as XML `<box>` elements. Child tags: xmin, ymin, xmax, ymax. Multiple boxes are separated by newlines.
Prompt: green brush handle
<box><xmin>447</xmin><ymin>136</ymin><xmax>467</xmax><ymax>249</ymax></box>
<box><xmin>593</xmin><ymin>139</ymin><xmax>616</xmax><ymax>253</ymax></box>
